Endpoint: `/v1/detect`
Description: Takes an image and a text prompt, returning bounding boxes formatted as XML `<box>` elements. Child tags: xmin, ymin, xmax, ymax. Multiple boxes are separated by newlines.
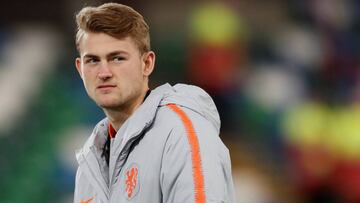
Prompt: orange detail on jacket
<box><xmin>125</xmin><ymin>167</ymin><xmax>138</xmax><ymax>198</ymax></box>
<box><xmin>80</xmin><ymin>196</ymin><xmax>94</xmax><ymax>203</ymax></box>
<box><xmin>167</xmin><ymin>104</ymin><xmax>206</xmax><ymax>203</ymax></box>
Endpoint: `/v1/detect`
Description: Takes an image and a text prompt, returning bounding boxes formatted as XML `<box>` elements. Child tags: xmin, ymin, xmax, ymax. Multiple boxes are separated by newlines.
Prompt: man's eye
<box><xmin>85</xmin><ymin>58</ymin><xmax>99</xmax><ymax>64</ymax></box>
<box><xmin>113</xmin><ymin>56</ymin><xmax>125</xmax><ymax>62</ymax></box>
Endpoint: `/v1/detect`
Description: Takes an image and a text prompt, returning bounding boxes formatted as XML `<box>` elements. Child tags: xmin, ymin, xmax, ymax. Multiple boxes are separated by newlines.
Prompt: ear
<box><xmin>142</xmin><ymin>51</ymin><xmax>155</xmax><ymax>77</ymax></box>
<box><xmin>75</xmin><ymin>57</ymin><xmax>83</xmax><ymax>79</ymax></box>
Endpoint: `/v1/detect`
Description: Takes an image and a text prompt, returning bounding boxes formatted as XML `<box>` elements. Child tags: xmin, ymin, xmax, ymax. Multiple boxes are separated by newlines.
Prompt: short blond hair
<box><xmin>75</xmin><ymin>3</ymin><xmax>150</xmax><ymax>54</ymax></box>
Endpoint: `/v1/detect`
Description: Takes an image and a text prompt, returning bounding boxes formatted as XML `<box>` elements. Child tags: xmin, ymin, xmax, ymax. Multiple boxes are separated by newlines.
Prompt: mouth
<box><xmin>97</xmin><ymin>84</ymin><xmax>117</xmax><ymax>91</ymax></box>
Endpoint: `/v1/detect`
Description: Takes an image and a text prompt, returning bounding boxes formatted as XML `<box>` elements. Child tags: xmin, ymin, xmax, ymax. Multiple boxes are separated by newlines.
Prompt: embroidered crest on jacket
<box><xmin>124</xmin><ymin>163</ymin><xmax>140</xmax><ymax>199</ymax></box>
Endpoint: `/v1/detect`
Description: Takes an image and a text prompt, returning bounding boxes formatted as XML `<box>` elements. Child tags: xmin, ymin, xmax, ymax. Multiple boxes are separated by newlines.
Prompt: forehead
<box><xmin>78</xmin><ymin>32</ymin><xmax>139</xmax><ymax>56</ymax></box>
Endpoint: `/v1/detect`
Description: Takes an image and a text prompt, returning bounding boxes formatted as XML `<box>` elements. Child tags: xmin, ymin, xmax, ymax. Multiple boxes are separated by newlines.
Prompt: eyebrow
<box><xmin>83</xmin><ymin>51</ymin><xmax>129</xmax><ymax>60</ymax></box>
<box><xmin>106</xmin><ymin>51</ymin><xmax>129</xmax><ymax>59</ymax></box>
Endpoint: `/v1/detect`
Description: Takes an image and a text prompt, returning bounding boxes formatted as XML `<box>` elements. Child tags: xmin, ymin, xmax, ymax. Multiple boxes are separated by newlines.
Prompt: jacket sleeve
<box><xmin>160</xmin><ymin>123</ymin><xmax>236</xmax><ymax>203</ymax></box>
<box><xmin>73</xmin><ymin>167</ymin><xmax>97</xmax><ymax>203</ymax></box>
<box><xmin>74</xmin><ymin>167</ymin><xmax>81</xmax><ymax>203</ymax></box>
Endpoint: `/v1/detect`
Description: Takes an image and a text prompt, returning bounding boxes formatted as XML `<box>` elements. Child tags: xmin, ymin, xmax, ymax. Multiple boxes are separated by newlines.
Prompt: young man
<box><xmin>74</xmin><ymin>3</ymin><xmax>235</xmax><ymax>203</ymax></box>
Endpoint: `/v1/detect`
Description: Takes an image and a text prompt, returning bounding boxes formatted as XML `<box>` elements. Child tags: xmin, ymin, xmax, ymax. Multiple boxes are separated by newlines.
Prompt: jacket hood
<box><xmin>159</xmin><ymin>83</ymin><xmax>221</xmax><ymax>133</ymax></box>
<box><xmin>114</xmin><ymin>83</ymin><xmax>221</xmax><ymax>146</ymax></box>
<box><xmin>77</xmin><ymin>83</ymin><xmax>221</xmax><ymax>159</ymax></box>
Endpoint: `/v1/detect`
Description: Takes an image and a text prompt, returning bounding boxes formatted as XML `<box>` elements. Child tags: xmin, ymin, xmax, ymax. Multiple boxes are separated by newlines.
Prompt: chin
<box><xmin>98</xmin><ymin>101</ymin><xmax>122</xmax><ymax>109</ymax></box>
<box><xmin>95</xmin><ymin>98</ymin><xmax>120</xmax><ymax>108</ymax></box>
<box><xmin>93</xmin><ymin>94</ymin><xmax>122</xmax><ymax>107</ymax></box>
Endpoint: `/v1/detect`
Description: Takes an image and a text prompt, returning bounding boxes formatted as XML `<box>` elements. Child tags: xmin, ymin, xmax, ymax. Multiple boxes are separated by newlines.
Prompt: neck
<box><xmin>104</xmin><ymin>87</ymin><xmax>149</xmax><ymax>131</ymax></box>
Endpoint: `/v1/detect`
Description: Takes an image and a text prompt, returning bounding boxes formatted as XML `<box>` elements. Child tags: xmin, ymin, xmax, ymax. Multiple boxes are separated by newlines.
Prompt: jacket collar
<box><xmin>110</xmin><ymin>83</ymin><xmax>171</xmax><ymax>156</ymax></box>
<box><xmin>77</xmin><ymin>84</ymin><xmax>172</xmax><ymax>156</ymax></box>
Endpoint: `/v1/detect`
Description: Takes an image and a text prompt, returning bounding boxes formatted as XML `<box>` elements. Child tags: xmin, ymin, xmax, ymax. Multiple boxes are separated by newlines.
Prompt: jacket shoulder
<box><xmin>77</xmin><ymin>118</ymin><xmax>108</xmax><ymax>158</ymax></box>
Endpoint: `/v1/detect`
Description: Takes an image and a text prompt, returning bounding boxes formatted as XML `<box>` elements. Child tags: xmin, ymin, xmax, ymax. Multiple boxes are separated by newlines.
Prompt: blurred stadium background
<box><xmin>1</xmin><ymin>0</ymin><xmax>360</xmax><ymax>202</ymax></box>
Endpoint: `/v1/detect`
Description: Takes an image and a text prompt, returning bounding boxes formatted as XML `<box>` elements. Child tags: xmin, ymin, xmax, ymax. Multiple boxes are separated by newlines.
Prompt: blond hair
<box><xmin>75</xmin><ymin>3</ymin><xmax>150</xmax><ymax>54</ymax></box>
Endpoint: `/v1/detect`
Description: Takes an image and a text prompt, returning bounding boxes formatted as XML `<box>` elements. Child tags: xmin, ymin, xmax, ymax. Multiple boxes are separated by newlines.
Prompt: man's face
<box><xmin>75</xmin><ymin>32</ymin><xmax>155</xmax><ymax>111</ymax></box>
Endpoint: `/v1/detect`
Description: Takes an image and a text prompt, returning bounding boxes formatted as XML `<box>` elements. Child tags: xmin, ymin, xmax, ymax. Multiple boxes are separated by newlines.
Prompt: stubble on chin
<box><xmin>95</xmin><ymin>95</ymin><xmax>125</xmax><ymax>110</ymax></box>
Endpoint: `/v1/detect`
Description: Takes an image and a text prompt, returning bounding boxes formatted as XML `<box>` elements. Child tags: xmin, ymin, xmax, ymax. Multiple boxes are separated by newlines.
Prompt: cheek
<box><xmin>120</xmin><ymin>64</ymin><xmax>143</xmax><ymax>80</ymax></box>
<box><xmin>82</xmin><ymin>69</ymin><xmax>97</xmax><ymax>88</ymax></box>
<box><xmin>82</xmin><ymin>68</ymin><xmax>97</xmax><ymax>80</ymax></box>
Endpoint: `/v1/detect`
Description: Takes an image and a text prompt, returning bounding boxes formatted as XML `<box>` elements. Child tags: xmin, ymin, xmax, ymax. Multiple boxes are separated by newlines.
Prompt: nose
<box><xmin>98</xmin><ymin>62</ymin><xmax>113</xmax><ymax>80</ymax></box>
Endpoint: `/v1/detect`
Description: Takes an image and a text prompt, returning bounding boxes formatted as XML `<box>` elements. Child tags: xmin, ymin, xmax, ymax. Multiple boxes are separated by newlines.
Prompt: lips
<box><xmin>97</xmin><ymin>84</ymin><xmax>116</xmax><ymax>89</ymax></box>
<box><xmin>97</xmin><ymin>84</ymin><xmax>117</xmax><ymax>92</ymax></box>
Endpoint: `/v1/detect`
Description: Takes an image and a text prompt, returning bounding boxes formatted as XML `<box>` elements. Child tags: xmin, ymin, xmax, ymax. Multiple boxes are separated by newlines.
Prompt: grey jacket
<box><xmin>74</xmin><ymin>83</ymin><xmax>236</xmax><ymax>203</ymax></box>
